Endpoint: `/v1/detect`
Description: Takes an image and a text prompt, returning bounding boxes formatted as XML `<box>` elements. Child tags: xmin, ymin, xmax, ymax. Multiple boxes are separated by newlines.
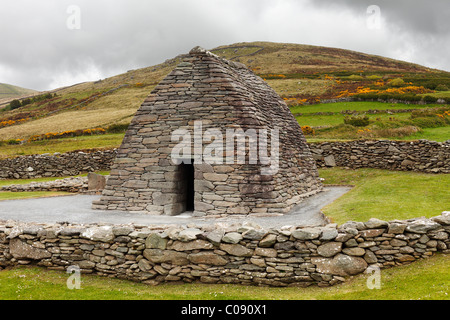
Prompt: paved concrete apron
<box><xmin>0</xmin><ymin>186</ymin><xmax>351</xmax><ymax>227</ymax></box>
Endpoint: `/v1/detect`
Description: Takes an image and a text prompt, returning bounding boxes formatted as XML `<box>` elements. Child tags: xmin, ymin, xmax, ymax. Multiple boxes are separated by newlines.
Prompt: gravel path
<box><xmin>0</xmin><ymin>186</ymin><xmax>351</xmax><ymax>227</ymax></box>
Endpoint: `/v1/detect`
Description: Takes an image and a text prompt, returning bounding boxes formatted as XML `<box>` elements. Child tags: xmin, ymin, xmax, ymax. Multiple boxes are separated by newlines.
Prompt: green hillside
<box><xmin>0</xmin><ymin>83</ymin><xmax>38</xmax><ymax>102</ymax></box>
<box><xmin>0</xmin><ymin>41</ymin><xmax>449</xmax><ymax>154</ymax></box>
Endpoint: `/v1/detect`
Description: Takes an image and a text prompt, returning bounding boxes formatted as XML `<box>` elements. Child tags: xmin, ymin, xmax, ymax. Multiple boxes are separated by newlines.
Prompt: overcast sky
<box><xmin>1</xmin><ymin>0</ymin><xmax>449</xmax><ymax>91</ymax></box>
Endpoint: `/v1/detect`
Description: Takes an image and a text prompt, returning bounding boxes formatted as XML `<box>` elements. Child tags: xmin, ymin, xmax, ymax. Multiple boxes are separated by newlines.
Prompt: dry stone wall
<box><xmin>0</xmin><ymin>140</ymin><xmax>448</xmax><ymax>183</ymax></box>
<box><xmin>310</xmin><ymin>139</ymin><xmax>449</xmax><ymax>173</ymax></box>
<box><xmin>0</xmin><ymin>149</ymin><xmax>116</xmax><ymax>179</ymax></box>
<box><xmin>0</xmin><ymin>173</ymin><xmax>108</xmax><ymax>193</ymax></box>
<box><xmin>1</xmin><ymin>212</ymin><xmax>448</xmax><ymax>287</ymax></box>
<box><xmin>0</xmin><ymin>176</ymin><xmax>88</xmax><ymax>193</ymax></box>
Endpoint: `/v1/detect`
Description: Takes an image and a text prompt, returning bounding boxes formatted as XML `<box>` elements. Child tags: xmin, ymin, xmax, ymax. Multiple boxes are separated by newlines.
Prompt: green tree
<box><xmin>9</xmin><ymin>99</ymin><xmax>21</xmax><ymax>110</ymax></box>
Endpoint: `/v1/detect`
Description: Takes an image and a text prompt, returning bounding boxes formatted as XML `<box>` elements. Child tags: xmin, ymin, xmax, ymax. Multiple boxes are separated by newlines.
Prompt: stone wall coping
<box><xmin>1</xmin><ymin>211</ymin><xmax>448</xmax><ymax>242</ymax></box>
<box><xmin>1</xmin><ymin>211</ymin><xmax>448</xmax><ymax>287</ymax></box>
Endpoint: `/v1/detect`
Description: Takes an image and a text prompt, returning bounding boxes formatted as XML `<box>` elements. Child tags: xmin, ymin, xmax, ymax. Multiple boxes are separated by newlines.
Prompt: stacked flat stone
<box><xmin>93</xmin><ymin>46</ymin><xmax>322</xmax><ymax>215</ymax></box>
<box><xmin>1</xmin><ymin>139</ymin><xmax>447</xmax><ymax>181</ymax></box>
<box><xmin>0</xmin><ymin>149</ymin><xmax>116</xmax><ymax>179</ymax></box>
<box><xmin>0</xmin><ymin>173</ymin><xmax>108</xmax><ymax>193</ymax></box>
<box><xmin>310</xmin><ymin>139</ymin><xmax>450</xmax><ymax>173</ymax></box>
<box><xmin>0</xmin><ymin>176</ymin><xmax>88</xmax><ymax>193</ymax></box>
<box><xmin>1</xmin><ymin>212</ymin><xmax>448</xmax><ymax>287</ymax></box>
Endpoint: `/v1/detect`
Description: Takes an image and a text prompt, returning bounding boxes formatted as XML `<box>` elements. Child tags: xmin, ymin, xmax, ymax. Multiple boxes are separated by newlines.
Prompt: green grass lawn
<box><xmin>420</xmin><ymin>90</ymin><xmax>450</xmax><ymax>99</ymax></box>
<box><xmin>0</xmin><ymin>191</ymin><xmax>71</xmax><ymax>201</ymax></box>
<box><xmin>0</xmin><ymin>168</ymin><xmax>448</xmax><ymax>300</ymax></box>
<box><xmin>0</xmin><ymin>133</ymin><xmax>124</xmax><ymax>159</ymax></box>
<box><xmin>318</xmin><ymin>168</ymin><xmax>450</xmax><ymax>225</ymax></box>
<box><xmin>394</xmin><ymin>126</ymin><xmax>450</xmax><ymax>142</ymax></box>
<box><xmin>297</xmin><ymin>113</ymin><xmax>412</xmax><ymax>127</ymax></box>
<box><xmin>290</xmin><ymin>101</ymin><xmax>434</xmax><ymax>114</ymax></box>
<box><xmin>0</xmin><ymin>253</ymin><xmax>448</xmax><ymax>300</ymax></box>
<box><xmin>292</xmin><ymin>101</ymin><xmax>449</xmax><ymax>141</ymax></box>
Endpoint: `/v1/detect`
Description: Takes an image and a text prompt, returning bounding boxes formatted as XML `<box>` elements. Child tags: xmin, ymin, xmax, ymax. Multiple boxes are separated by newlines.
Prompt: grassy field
<box><xmin>293</xmin><ymin>101</ymin><xmax>449</xmax><ymax>142</ymax></box>
<box><xmin>0</xmin><ymin>83</ymin><xmax>37</xmax><ymax>102</ymax></box>
<box><xmin>0</xmin><ymin>169</ymin><xmax>448</xmax><ymax>300</ymax></box>
<box><xmin>319</xmin><ymin>168</ymin><xmax>450</xmax><ymax>225</ymax></box>
<box><xmin>394</xmin><ymin>126</ymin><xmax>450</xmax><ymax>142</ymax></box>
<box><xmin>0</xmin><ymin>253</ymin><xmax>448</xmax><ymax>300</ymax></box>
<box><xmin>420</xmin><ymin>90</ymin><xmax>450</xmax><ymax>99</ymax></box>
<box><xmin>0</xmin><ymin>191</ymin><xmax>70</xmax><ymax>201</ymax></box>
<box><xmin>297</xmin><ymin>112</ymin><xmax>413</xmax><ymax>127</ymax></box>
<box><xmin>290</xmin><ymin>101</ymin><xmax>433</xmax><ymax>114</ymax></box>
<box><xmin>0</xmin><ymin>133</ymin><xmax>124</xmax><ymax>159</ymax></box>
<box><xmin>0</xmin><ymin>101</ymin><xmax>448</xmax><ymax>159</ymax></box>
<box><xmin>1</xmin><ymin>41</ymin><xmax>449</xmax><ymax>145</ymax></box>
<box><xmin>267</xmin><ymin>78</ymin><xmax>333</xmax><ymax>97</ymax></box>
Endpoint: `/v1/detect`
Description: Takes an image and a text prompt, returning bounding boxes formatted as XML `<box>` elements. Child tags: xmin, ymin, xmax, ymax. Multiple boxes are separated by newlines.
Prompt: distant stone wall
<box><xmin>310</xmin><ymin>140</ymin><xmax>450</xmax><ymax>173</ymax></box>
<box><xmin>0</xmin><ymin>212</ymin><xmax>449</xmax><ymax>287</ymax></box>
<box><xmin>0</xmin><ymin>174</ymin><xmax>108</xmax><ymax>193</ymax></box>
<box><xmin>0</xmin><ymin>149</ymin><xmax>116</xmax><ymax>179</ymax></box>
<box><xmin>0</xmin><ymin>140</ymin><xmax>448</xmax><ymax>181</ymax></box>
<box><xmin>0</xmin><ymin>176</ymin><xmax>88</xmax><ymax>193</ymax></box>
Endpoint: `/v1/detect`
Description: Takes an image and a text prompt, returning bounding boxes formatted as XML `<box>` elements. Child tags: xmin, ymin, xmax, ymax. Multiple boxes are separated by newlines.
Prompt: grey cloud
<box><xmin>310</xmin><ymin>0</ymin><xmax>450</xmax><ymax>70</ymax></box>
<box><xmin>0</xmin><ymin>0</ymin><xmax>448</xmax><ymax>91</ymax></box>
<box><xmin>311</xmin><ymin>0</ymin><xmax>450</xmax><ymax>35</ymax></box>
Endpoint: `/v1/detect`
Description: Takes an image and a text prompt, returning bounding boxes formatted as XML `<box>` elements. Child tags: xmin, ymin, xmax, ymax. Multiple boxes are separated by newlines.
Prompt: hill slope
<box><xmin>0</xmin><ymin>83</ymin><xmax>38</xmax><ymax>104</ymax></box>
<box><xmin>212</xmin><ymin>41</ymin><xmax>434</xmax><ymax>74</ymax></box>
<box><xmin>0</xmin><ymin>41</ymin><xmax>448</xmax><ymax>142</ymax></box>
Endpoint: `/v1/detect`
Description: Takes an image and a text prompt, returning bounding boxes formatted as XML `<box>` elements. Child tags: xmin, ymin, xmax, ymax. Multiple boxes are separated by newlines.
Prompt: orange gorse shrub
<box><xmin>261</xmin><ymin>74</ymin><xmax>286</xmax><ymax>80</ymax></box>
<box><xmin>437</xmin><ymin>110</ymin><xmax>450</xmax><ymax>118</ymax></box>
<box><xmin>283</xmin><ymin>97</ymin><xmax>308</xmax><ymax>106</ymax></box>
<box><xmin>301</xmin><ymin>125</ymin><xmax>315</xmax><ymax>135</ymax></box>
<box><xmin>336</xmin><ymin>85</ymin><xmax>430</xmax><ymax>98</ymax></box>
<box><xmin>0</xmin><ymin>118</ymin><xmax>30</xmax><ymax>128</ymax></box>
<box><xmin>356</xmin><ymin>128</ymin><xmax>373</xmax><ymax>138</ymax></box>
<box><xmin>27</xmin><ymin>128</ymin><xmax>106</xmax><ymax>143</ymax></box>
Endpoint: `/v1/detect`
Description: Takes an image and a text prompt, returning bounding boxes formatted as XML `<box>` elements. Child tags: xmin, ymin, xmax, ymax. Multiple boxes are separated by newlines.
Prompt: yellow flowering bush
<box><xmin>0</xmin><ymin>118</ymin><xmax>30</xmax><ymax>128</ymax></box>
<box><xmin>337</xmin><ymin>85</ymin><xmax>431</xmax><ymax>100</ymax></box>
<box><xmin>301</xmin><ymin>125</ymin><xmax>315</xmax><ymax>135</ymax></box>
<box><xmin>283</xmin><ymin>97</ymin><xmax>308</xmax><ymax>106</ymax></box>
<box><xmin>26</xmin><ymin>128</ymin><xmax>106</xmax><ymax>143</ymax></box>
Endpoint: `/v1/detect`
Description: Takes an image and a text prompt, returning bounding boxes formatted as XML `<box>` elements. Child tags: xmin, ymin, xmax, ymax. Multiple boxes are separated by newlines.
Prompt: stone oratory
<box><xmin>93</xmin><ymin>46</ymin><xmax>322</xmax><ymax>215</ymax></box>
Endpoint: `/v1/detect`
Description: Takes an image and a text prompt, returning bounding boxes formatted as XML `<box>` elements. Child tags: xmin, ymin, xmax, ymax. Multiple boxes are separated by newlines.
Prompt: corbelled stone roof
<box><xmin>93</xmin><ymin>46</ymin><xmax>322</xmax><ymax>215</ymax></box>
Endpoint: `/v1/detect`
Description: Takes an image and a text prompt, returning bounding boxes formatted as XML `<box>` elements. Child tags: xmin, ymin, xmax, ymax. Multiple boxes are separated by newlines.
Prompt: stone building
<box><xmin>92</xmin><ymin>46</ymin><xmax>322</xmax><ymax>215</ymax></box>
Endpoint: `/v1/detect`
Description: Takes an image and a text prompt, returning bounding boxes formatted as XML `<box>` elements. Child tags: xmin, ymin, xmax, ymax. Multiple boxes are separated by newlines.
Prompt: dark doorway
<box><xmin>179</xmin><ymin>161</ymin><xmax>195</xmax><ymax>212</ymax></box>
